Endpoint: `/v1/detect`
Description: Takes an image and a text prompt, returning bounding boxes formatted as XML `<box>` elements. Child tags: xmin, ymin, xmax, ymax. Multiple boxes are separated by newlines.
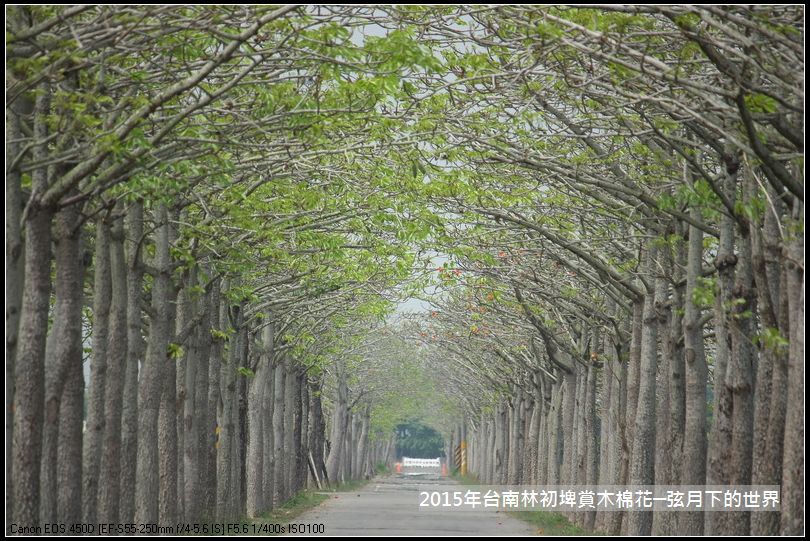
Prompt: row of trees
<box><xmin>407</xmin><ymin>5</ymin><xmax>803</xmax><ymax>536</ymax></box>
<box><xmin>5</xmin><ymin>5</ymin><xmax>804</xmax><ymax>536</ymax></box>
<box><xmin>6</xmin><ymin>5</ymin><xmax>441</xmax><ymax>531</ymax></box>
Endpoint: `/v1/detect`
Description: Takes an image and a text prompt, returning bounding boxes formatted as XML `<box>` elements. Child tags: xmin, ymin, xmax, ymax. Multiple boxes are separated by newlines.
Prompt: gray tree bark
<box><xmin>158</xmin><ymin>217</ymin><xmax>179</xmax><ymax>527</ymax></box>
<box><xmin>216</xmin><ymin>296</ymin><xmax>241</xmax><ymax>520</ymax></box>
<box><xmin>726</xmin><ymin>221</ymin><xmax>756</xmax><ymax>535</ymax></box>
<box><xmin>180</xmin><ymin>268</ymin><xmax>202</xmax><ymax>522</ymax></box>
<box><xmin>83</xmin><ymin>219</ymin><xmax>112</xmax><ymax>525</ymax></box>
<box><xmin>272</xmin><ymin>354</ymin><xmax>287</xmax><ymax>503</ymax></box>
<box><xmin>749</xmin><ymin>186</ymin><xmax>786</xmax><ymax>535</ymax></box>
<box><xmin>201</xmin><ymin>280</ymin><xmax>223</xmax><ymax>518</ymax></box>
<box><xmin>246</xmin><ymin>321</ymin><xmax>273</xmax><ymax>517</ymax></box>
<box><xmin>5</xmin><ymin>93</ymin><xmax>29</xmax><ymax>525</ymax></box>
<box><xmin>626</xmin><ymin>246</ymin><xmax>662</xmax><ymax>536</ymax></box>
<box><xmin>262</xmin><ymin>351</ymin><xmax>276</xmax><ymax>507</ymax></box>
<box><xmin>97</xmin><ymin>211</ymin><xmax>129</xmax><ymax>524</ymax></box>
<box><xmin>119</xmin><ymin>200</ymin><xmax>143</xmax><ymax>524</ymax></box>
<box><xmin>298</xmin><ymin>378</ymin><xmax>310</xmax><ymax>488</ymax></box>
<box><xmin>706</xmin><ymin>151</ymin><xmax>739</xmax><ymax>535</ymax></box>
<box><xmin>495</xmin><ymin>403</ymin><xmax>508</xmax><ymax>484</ymax></box>
<box><xmin>507</xmin><ymin>389</ymin><xmax>522</xmax><ymax>484</ymax></box>
<box><xmin>546</xmin><ymin>382</ymin><xmax>563</xmax><ymax>485</ymax></box>
<box><xmin>308</xmin><ymin>380</ymin><xmax>327</xmax><ymax>485</ymax></box>
<box><xmin>560</xmin><ymin>371</ymin><xmax>576</xmax><ymax>485</ymax></box>
<box><xmin>583</xmin><ymin>356</ymin><xmax>599</xmax><ymax>531</ymax></box>
<box><xmin>286</xmin><ymin>368</ymin><xmax>301</xmax><ymax>492</ymax></box>
<box><xmin>681</xmin><ymin>212</ymin><xmax>708</xmax><ymax>535</ymax></box>
<box><xmin>41</xmin><ymin>201</ymin><xmax>84</xmax><ymax>525</ymax></box>
<box><xmin>325</xmin><ymin>369</ymin><xmax>347</xmax><ymax>485</ymax></box>
<box><xmin>134</xmin><ymin>204</ymin><xmax>171</xmax><ymax>525</ymax></box>
<box><xmin>12</xmin><ymin>84</ymin><xmax>53</xmax><ymax>529</ymax></box>
<box><xmin>780</xmin><ymin>221</ymin><xmax>804</xmax><ymax>535</ymax></box>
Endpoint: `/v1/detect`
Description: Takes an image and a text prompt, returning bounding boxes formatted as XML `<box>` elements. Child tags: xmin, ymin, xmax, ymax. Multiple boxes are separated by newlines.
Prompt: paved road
<box><xmin>288</xmin><ymin>476</ymin><xmax>536</xmax><ymax>536</ymax></box>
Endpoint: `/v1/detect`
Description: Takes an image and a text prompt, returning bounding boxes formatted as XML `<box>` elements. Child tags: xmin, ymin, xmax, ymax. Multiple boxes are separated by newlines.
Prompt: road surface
<box><xmin>287</xmin><ymin>476</ymin><xmax>536</xmax><ymax>536</ymax></box>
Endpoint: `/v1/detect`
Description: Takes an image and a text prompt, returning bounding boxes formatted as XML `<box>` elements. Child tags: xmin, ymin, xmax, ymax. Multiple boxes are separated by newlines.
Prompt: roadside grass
<box><xmin>249</xmin><ymin>478</ymin><xmax>374</xmax><ymax>535</ymax></box>
<box><xmin>325</xmin><ymin>477</ymin><xmax>372</xmax><ymax>493</ymax></box>
<box><xmin>256</xmin><ymin>489</ymin><xmax>330</xmax><ymax>530</ymax></box>
<box><xmin>506</xmin><ymin>509</ymin><xmax>589</xmax><ymax>535</ymax></box>
<box><xmin>450</xmin><ymin>471</ymin><xmax>588</xmax><ymax>535</ymax></box>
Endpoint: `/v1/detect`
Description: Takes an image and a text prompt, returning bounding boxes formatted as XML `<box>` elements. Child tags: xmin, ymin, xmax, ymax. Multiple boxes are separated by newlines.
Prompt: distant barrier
<box><xmin>402</xmin><ymin>457</ymin><xmax>441</xmax><ymax>468</ymax></box>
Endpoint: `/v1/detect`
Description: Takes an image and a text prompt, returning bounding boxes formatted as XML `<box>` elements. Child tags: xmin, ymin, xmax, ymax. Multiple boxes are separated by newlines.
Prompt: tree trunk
<box><xmin>537</xmin><ymin>375</ymin><xmax>550</xmax><ymax>485</ymax></box>
<box><xmin>560</xmin><ymin>371</ymin><xmax>576</xmax><ymax>485</ymax></box>
<box><xmin>575</xmin><ymin>363</ymin><xmax>587</xmax><ymax>488</ymax></box>
<box><xmin>308</xmin><ymin>380</ymin><xmax>327</xmax><ymax>485</ymax></box>
<box><xmin>750</xmin><ymin>187</ymin><xmax>786</xmax><ymax>535</ymax></box>
<box><xmin>583</xmin><ymin>356</ymin><xmax>598</xmax><ymax>531</ymax></box>
<box><xmin>216</xmin><ymin>296</ymin><xmax>241</xmax><ymax>520</ymax></box>
<box><xmin>607</xmin><ymin>330</ymin><xmax>628</xmax><ymax>536</ymax></box>
<box><xmin>356</xmin><ymin>408</ymin><xmax>370</xmax><ymax>480</ymax></box>
<box><xmin>626</xmin><ymin>246</ymin><xmax>661</xmax><ymax>536</ymax></box>
<box><xmin>246</xmin><ymin>322</ymin><xmax>272</xmax><ymax>517</ymax></box>
<box><xmin>272</xmin><ymin>354</ymin><xmax>287</xmax><ymax>503</ymax></box>
<box><xmin>186</xmin><ymin>284</ymin><xmax>210</xmax><ymax>523</ymax></box>
<box><xmin>780</xmin><ymin>223</ymin><xmax>804</xmax><ymax>535</ymax></box>
<box><xmin>706</xmin><ymin>153</ymin><xmax>738</xmax><ymax>535</ymax></box>
<box><xmin>158</xmin><ymin>217</ymin><xmax>179</xmax><ymax>528</ymax></box>
<box><xmin>620</xmin><ymin>298</ymin><xmax>644</xmax><ymax>531</ymax></box>
<box><xmin>6</xmin><ymin>93</ymin><xmax>30</xmax><ymax>525</ymax></box>
<box><xmin>526</xmin><ymin>382</ymin><xmax>541</xmax><ymax>485</ymax></box>
<box><xmin>298</xmin><ymin>377</ymin><xmax>310</xmax><ymax>488</ymax></box>
<box><xmin>340</xmin><ymin>414</ymin><xmax>351</xmax><ymax>483</ymax></box>
<box><xmin>262</xmin><ymin>343</ymin><xmax>276</xmax><ymax>508</ymax></box>
<box><xmin>97</xmin><ymin>212</ymin><xmax>129</xmax><ymax>524</ymax></box>
<box><xmin>135</xmin><ymin>204</ymin><xmax>171</xmax><ymax>525</ymax></box>
<box><xmin>726</xmin><ymin>224</ymin><xmax>756</xmax><ymax>535</ymax></box>
<box><xmin>508</xmin><ymin>389</ymin><xmax>522</xmax><ymax>484</ymax></box>
<box><xmin>175</xmin><ymin>274</ymin><xmax>189</xmax><ymax>524</ymax></box>
<box><xmin>285</xmin><ymin>367</ymin><xmax>300</xmax><ymax>493</ymax></box>
<box><xmin>202</xmin><ymin>280</ymin><xmax>223</xmax><ymax>518</ymax></box>
<box><xmin>681</xmin><ymin>213</ymin><xmax>708</xmax><ymax>535</ymax></box>
<box><xmin>119</xmin><ymin>200</ymin><xmax>143</xmax><ymax>524</ymax></box>
<box><xmin>83</xmin><ymin>219</ymin><xmax>112</xmax><ymax>525</ymax></box>
<box><xmin>653</xmin><ymin>251</ymin><xmax>673</xmax><ymax>536</ymax></box>
<box><xmin>235</xmin><ymin>331</ymin><xmax>248</xmax><ymax>517</ymax></box>
<box><xmin>663</xmin><ymin>233</ymin><xmax>686</xmax><ymax>535</ymax></box>
<box><xmin>546</xmin><ymin>382</ymin><xmax>563</xmax><ymax>485</ymax></box>
<box><xmin>41</xmin><ymin>201</ymin><xmax>85</xmax><ymax>525</ymax></box>
<box><xmin>12</xmin><ymin>84</ymin><xmax>53</xmax><ymax>529</ymax></box>
<box><xmin>325</xmin><ymin>370</ymin><xmax>347</xmax><ymax>485</ymax></box>
<box><xmin>495</xmin><ymin>403</ymin><xmax>508</xmax><ymax>484</ymax></box>
<box><xmin>57</xmin><ymin>341</ymin><xmax>85</xmax><ymax>527</ymax></box>
<box><xmin>179</xmin><ymin>269</ymin><xmax>201</xmax><ymax>522</ymax></box>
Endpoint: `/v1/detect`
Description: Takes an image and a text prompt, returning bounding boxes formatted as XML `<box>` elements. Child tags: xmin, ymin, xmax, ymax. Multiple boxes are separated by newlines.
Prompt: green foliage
<box><xmin>168</xmin><ymin>343</ymin><xmax>185</xmax><ymax>360</ymax></box>
<box><xmin>754</xmin><ymin>327</ymin><xmax>790</xmax><ymax>352</ymax></box>
<box><xmin>736</xmin><ymin>194</ymin><xmax>767</xmax><ymax>222</ymax></box>
<box><xmin>692</xmin><ymin>277</ymin><xmax>716</xmax><ymax>308</ymax></box>
<box><xmin>744</xmin><ymin>93</ymin><xmax>778</xmax><ymax>114</ymax></box>
<box><xmin>237</xmin><ymin>366</ymin><xmax>255</xmax><ymax>378</ymax></box>
<box><xmin>210</xmin><ymin>328</ymin><xmax>231</xmax><ymax>342</ymax></box>
<box><xmin>394</xmin><ymin>421</ymin><xmax>445</xmax><ymax>458</ymax></box>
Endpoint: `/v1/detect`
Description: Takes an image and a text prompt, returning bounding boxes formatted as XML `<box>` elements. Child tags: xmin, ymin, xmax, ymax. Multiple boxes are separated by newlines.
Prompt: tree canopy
<box><xmin>6</xmin><ymin>5</ymin><xmax>804</xmax><ymax>536</ymax></box>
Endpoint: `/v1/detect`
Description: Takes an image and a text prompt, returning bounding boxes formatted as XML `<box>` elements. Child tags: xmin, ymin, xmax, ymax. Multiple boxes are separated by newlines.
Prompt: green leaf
<box><xmin>237</xmin><ymin>366</ymin><xmax>255</xmax><ymax>378</ymax></box>
<box><xmin>168</xmin><ymin>343</ymin><xmax>185</xmax><ymax>360</ymax></box>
